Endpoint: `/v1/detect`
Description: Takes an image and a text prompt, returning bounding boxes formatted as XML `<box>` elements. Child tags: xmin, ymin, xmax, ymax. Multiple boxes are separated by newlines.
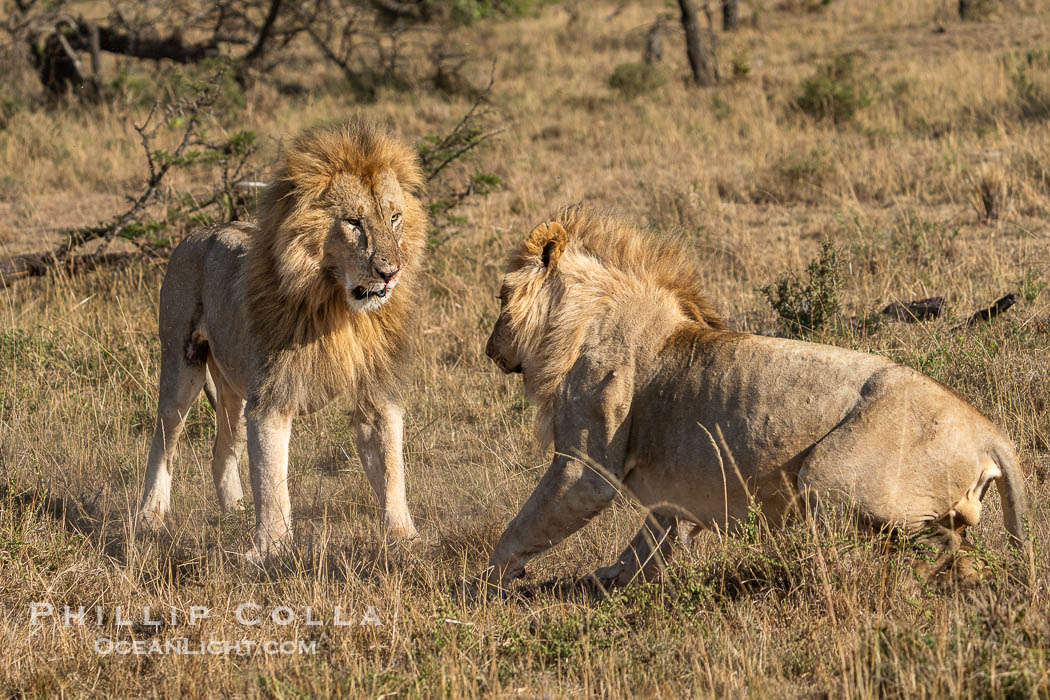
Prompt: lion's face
<box><xmin>486</xmin><ymin>287</ymin><xmax>523</xmax><ymax>374</ymax></box>
<box><xmin>485</xmin><ymin>222</ymin><xmax>569</xmax><ymax>376</ymax></box>
<box><xmin>321</xmin><ymin>170</ymin><xmax>408</xmax><ymax>313</ymax></box>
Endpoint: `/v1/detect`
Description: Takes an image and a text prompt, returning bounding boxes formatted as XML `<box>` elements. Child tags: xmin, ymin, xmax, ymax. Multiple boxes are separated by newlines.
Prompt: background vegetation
<box><xmin>1</xmin><ymin>0</ymin><xmax>1049</xmax><ymax>695</ymax></box>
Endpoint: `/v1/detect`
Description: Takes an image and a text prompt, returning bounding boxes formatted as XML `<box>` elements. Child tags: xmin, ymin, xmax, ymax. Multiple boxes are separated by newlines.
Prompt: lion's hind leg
<box><xmin>795</xmin><ymin>386</ymin><xmax>990</xmax><ymax>587</ymax></box>
<box><xmin>138</xmin><ymin>335</ymin><xmax>208</xmax><ymax>531</ymax></box>
<box><xmin>909</xmin><ymin>519</ymin><xmax>984</xmax><ymax>586</ymax></box>
<box><xmin>208</xmin><ymin>361</ymin><xmax>246</xmax><ymax>512</ymax></box>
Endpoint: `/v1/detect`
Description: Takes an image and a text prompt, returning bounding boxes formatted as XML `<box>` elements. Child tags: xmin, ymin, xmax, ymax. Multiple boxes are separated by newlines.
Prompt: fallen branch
<box><xmin>90</xmin><ymin>22</ymin><xmax>221</xmax><ymax>63</ymax></box>
<box><xmin>16</xmin><ymin>2</ymin><xmax>294</xmax><ymax>96</ymax></box>
<box><xmin>371</xmin><ymin>0</ymin><xmax>428</xmax><ymax>20</ymax></box>
<box><xmin>965</xmin><ymin>293</ymin><xmax>1017</xmax><ymax>326</ymax></box>
<box><xmin>0</xmin><ymin>252</ymin><xmax>136</xmax><ymax>288</ymax></box>
<box><xmin>0</xmin><ymin>69</ymin><xmax>227</xmax><ymax>288</ymax></box>
<box><xmin>881</xmin><ymin>297</ymin><xmax>944</xmax><ymax>323</ymax></box>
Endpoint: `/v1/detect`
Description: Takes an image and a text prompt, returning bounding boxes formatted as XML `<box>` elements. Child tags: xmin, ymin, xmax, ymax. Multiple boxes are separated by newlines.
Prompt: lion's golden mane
<box><xmin>501</xmin><ymin>207</ymin><xmax>729</xmax><ymax>447</ymax></box>
<box><xmin>244</xmin><ymin>120</ymin><xmax>427</xmax><ymax>412</ymax></box>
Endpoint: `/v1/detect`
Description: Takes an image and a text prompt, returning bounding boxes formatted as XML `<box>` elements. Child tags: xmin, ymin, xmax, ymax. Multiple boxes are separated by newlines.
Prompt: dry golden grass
<box><xmin>1</xmin><ymin>0</ymin><xmax>1050</xmax><ymax>695</ymax></box>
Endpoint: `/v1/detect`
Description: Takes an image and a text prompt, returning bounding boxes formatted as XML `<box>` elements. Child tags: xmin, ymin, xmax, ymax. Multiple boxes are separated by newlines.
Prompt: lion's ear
<box><xmin>526</xmin><ymin>222</ymin><xmax>568</xmax><ymax>271</ymax></box>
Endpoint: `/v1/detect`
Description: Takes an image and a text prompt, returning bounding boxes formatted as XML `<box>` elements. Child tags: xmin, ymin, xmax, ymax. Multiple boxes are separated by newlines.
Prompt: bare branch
<box><xmin>241</xmin><ymin>0</ymin><xmax>284</xmax><ymax>64</ymax></box>
<box><xmin>0</xmin><ymin>252</ymin><xmax>137</xmax><ymax>289</ymax></box>
<box><xmin>0</xmin><ymin>68</ymin><xmax>228</xmax><ymax>286</ymax></box>
<box><xmin>420</xmin><ymin>67</ymin><xmax>501</xmax><ymax>183</ymax></box>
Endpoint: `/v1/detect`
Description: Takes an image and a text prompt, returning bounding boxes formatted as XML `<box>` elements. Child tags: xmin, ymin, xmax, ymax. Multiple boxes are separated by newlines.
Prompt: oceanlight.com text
<box><xmin>94</xmin><ymin>638</ymin><xmax>318</xmax><ymax>656</ymax></box>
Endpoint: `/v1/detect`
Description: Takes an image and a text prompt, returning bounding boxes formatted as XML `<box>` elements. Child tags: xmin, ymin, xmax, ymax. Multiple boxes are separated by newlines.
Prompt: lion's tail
<box><xmin>990</xmin><ymin>441</ymin><xmax>1035</xmax><ymax>586</ymax></box>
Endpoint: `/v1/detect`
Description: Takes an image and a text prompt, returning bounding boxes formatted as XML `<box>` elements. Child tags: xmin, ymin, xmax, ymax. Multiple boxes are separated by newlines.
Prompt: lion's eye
<box><xmin>343</xmin><ymin>217</ymin><xmax>361</xmax><ymax>228</ymax></box>
<box><xmin>391</xmin><ymin>212</ymin><xmax>401</xmax><ymax>225</ymax></box>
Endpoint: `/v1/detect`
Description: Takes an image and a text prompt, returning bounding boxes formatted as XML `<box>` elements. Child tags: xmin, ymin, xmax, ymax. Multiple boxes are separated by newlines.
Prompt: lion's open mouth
<box><xmin>352</xmin><ymin>286</ymin><xmax>387</xmax><ymax>300</ymax></box>
<box><xmin>493</xmin><ymin>358</ymin><xmax>523</xmax><ymax>374</ymax></box>
<box><xmin>346</xmin><ymin>274</ymin><xmax>399</xmax><ymax>310</ymax></box>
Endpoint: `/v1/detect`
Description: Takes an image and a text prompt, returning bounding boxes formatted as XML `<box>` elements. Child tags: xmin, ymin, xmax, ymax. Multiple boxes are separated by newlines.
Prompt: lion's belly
<box><xmin>623</xmin><ymin>437</ymin><xmax>806</xmax><ymax>531</ymax></box>
<box><xmin>622</xmin><ymin>454</ymin><xmax>756</xmax><ymax>530</ymax></box>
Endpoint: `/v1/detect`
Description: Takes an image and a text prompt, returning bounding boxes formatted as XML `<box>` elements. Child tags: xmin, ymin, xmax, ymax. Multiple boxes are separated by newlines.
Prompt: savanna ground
<box><xmin>2</xmin><ymin>0</ymin><xmax>1050</xmax><ymax>696</ymax></box>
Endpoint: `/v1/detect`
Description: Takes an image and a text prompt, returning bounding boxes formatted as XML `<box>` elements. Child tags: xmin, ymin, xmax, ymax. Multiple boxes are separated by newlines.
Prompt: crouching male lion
<box><xmin>138</xmin><ymin>119</ymin><xmax>425</xmax><ymax>555</ymax></box>
<box><xmin>475</xmin><ymin>208</ymin><xmax>1031</xmax><ymax>592</ymax></box>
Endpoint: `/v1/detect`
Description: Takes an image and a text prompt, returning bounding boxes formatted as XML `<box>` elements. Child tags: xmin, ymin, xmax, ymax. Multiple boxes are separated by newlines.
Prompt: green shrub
<box><xmin>731</xmin><ymin>55</ymin><xmax>752</xmax><ymax>80</ymax></box>
<box><xmin>1008</xmin><ymin>48</ymin><xmax>1050</xmax><ymax>122</ymax></box>
<box><xmin>776</xmin><ymin>148</ymin><xmax>827</xmax><ymax>186</ymax></box>
<box><xmin>710</xmin><ymin>94</ymin><xmax>732</xmax><ymax>120</ymax></box>
<box><xmin>958</xmin><ymin>0</ymin><xmax>996</xmax><ymax>20</ymax></box>
<box><xmin>608</xmin><ymin>62</ymin><xmax>665</xmax><ymax>99</ymax></box>
<box><xmin>759</xmin><ymin>241</ymin><xmax>844</xmax><ymax>336</ymax></box>
<box><xmin>0</xmin><ymin>93</ymin><xmax>24</xmax><ymax>130</ymax></box>
<box><xmin>794</xmin><ymin>53</ymin><xmax>876</xmax><ymax>124</ymax></box>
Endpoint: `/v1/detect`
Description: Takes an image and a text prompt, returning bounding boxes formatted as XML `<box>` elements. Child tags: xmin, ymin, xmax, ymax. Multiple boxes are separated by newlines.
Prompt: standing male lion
<box><xmin>138</xmin><ymin>119</ymin><xmax>424</xmax><ymax>555</ymax></box>
<box><xmin>475</xmin><ymin>208</ymin><xmax>1031</xmax><ymax>592</ymax></box>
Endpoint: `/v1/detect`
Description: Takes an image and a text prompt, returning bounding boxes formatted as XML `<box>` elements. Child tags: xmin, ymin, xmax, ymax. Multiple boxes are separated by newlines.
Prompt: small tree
<box><xmin>759</xmin><ymin>242</ymin><xmax>844</xmax><ymax>337</ymax></box>
<box><xmin>643</xmin><ymin>19</ymin><xmax>664</xmax><ymax>64</ymax></box>
<box><xmin>722</xmin><ymin>0</ymin><xmax>739</xmax><ymax>31</ymax></box>
<box><xmin>677</xmin><ymin>0</ymin><xmax>718</xmax><ymax>86</ymax></box>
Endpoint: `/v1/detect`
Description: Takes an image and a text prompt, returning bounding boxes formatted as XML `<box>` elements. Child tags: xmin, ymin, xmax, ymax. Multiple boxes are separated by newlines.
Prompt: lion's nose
<box><xmin>376</xmin><ymin>262</ymin><xmax>400</xmax><ymax>282</ymax></box>
<box><xmin>485</xmin><ymin>336</ymin><xmax>498</xmax><ymax>360</ymax></box>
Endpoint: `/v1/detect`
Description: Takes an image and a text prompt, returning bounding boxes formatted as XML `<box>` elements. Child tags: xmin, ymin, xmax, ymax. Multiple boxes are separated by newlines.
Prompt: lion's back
<box><xmin>161</xmin><ymin>222</ymin><xmax>251</xmax><ymax>301</ymax></box>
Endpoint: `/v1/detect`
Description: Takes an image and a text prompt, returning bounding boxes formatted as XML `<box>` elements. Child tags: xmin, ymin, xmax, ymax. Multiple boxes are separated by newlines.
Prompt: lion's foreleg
<box><xmin>246</xmin><ymin>408</ymin><xmax>294</xmax><ymax>556</ymax></box>
<box><xmin>352</xmin><ymin>401</ymin><xmax>418</xmax><ymax>540</ymax></box>
<box><xmin>589</xmin><ymin>513</ymin><xmax>685</xmax><ymax>588</ymax></box>
<box><xmin>482</xmin><ymin>455</ymin><xmax>620</xmax><ymax>591</ymax></box>
<box><xmin>474</xmin><ymin>362</ymin><xmax>634</xmax><ymax>595</ymax></box>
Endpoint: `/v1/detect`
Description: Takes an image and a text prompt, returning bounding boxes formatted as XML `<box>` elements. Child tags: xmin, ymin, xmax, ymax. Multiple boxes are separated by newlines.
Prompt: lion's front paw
<box><xmin>456</xmin><ymin>569</ymin><xmax>518</xmax><ymax>604</ymax></box>
<box><xmin>384</xmin><ymin>512</ymin><xmax>419</xmax><ymax>542</ymax></box>
<box><xmin>249</xmin><ymin>526</ymin><xmax>295</xmax><ymax>567</ymax></box>
<box><xmin>584</xmin><ymin>563</ymin><xmax>627</xmax><ymax>591</ymax></box>
<box><xmin>217</xmin><ymin>494</ymin><xmax>245</xmax><ymax>514</ymax></box>
<box><xmin>389</xmin><ymin>524</ymin><xmax>420</xmax><ymax>542</ymax></box>
<box><xmin>242</xmin><ymin>539</ymin><xmax>298</xmax><ymax>575</ymax></box>
<box><xmin>136</xmin><ymin>508</ymin><xmax>168</xmax><ymax>534</ymax></box>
